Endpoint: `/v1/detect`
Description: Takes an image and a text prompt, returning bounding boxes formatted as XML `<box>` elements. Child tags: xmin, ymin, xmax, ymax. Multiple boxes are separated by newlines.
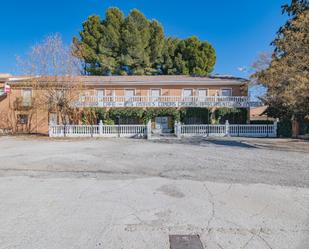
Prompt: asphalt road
<box><xmin>0</xmin><ymin>136</ymin><xmax>308</xmax><ymax>249</ymax></box>
<box><xmin>0</xmin><ymin>136</ymin><xmax>308</xmax><ymax>187</ymax></box>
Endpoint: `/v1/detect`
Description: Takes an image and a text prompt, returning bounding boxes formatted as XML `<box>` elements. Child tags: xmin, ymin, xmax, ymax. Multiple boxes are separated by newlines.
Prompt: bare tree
<box><xmin>15</xmin><ymin>34</ymin><xmax>85</xmax><ymax>131</ymax></box>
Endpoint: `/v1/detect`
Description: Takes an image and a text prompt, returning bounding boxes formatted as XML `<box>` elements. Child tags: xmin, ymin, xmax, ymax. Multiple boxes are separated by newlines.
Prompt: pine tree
<box><xmin>73</xmin><ymin>15</ymin><xmax>104</xmax><ymax>75</ymax></box>
<box><xmin>121</xmin><ymin>9</ymin><xmax>151</xmax><ymax>75</ymax></box>
<box><xmin>74</xmin><ymin>7</ymin><xmax>216</xmax><ymax>76</ymax></box>
<box><xmin>100</xmin><ymin>7</ymin><xmax>125</xmax><ymax>74</ymax></box>
<box><xmin>148</xmin><ymin>20</ymin><xmax>165</xmax><ymax>73</ymax></box>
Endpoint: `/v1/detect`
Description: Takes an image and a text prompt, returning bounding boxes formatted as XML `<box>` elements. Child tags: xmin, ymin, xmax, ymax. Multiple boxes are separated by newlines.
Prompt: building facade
<box><xmin>0</xmin><ymin>75</ymin><xmax>260</xmax><ymax>135</ymax></box>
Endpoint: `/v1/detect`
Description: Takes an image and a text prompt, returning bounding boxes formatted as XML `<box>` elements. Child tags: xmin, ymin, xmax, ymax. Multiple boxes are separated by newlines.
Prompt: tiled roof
<box><xmin>8</xmin><ymin>75</ymin><xmax>248</xmax><ymax>86</ymax></box>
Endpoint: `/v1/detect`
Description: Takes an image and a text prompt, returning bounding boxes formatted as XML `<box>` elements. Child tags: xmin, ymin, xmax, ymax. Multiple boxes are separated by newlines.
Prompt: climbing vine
<box><xmin>213</xmin><ymin>108</ymin><xmax>248</xmax><ymax>124</ymax></box>
<box><xmin>80</xmin><ymin>107</ymin><xmax>248</xmax><ymax>125</ymax></box>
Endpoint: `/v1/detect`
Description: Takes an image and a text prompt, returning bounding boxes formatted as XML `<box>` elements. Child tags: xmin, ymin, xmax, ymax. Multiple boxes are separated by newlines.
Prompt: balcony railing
<box><xmin>76</xmin><ymin>95</ymin><xmax>261</xmax><ymax>108</ymax></box>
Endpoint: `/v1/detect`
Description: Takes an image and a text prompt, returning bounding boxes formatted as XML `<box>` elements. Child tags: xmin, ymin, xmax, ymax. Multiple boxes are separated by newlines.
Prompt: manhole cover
<box><xmin>169</xmin><ymin>235</ymin><xmax>204</xmax><ymax>249</ymax></box>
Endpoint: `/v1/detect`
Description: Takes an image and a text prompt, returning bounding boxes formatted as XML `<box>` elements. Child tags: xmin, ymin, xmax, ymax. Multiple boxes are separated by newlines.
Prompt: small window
<box><xmin>220</xmin><ymin>89</ymin><xmax>232</xmax><ymax>96</ymax></box>
<box><xmin>17</xmin><ymin>114</ymin><xmax>28</xmax><ymax>125</ymax></box>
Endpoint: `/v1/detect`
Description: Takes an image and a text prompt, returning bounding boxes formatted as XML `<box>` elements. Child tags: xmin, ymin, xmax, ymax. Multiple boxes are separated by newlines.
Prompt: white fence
<box><xmin>50</xmin><ymin>120</ymin><xmax>277</xmax><ymax>139</ymax></box>
<box><xmin>49</xmin><ymin>121</ymin><xmax>149</xmax><ymax>138</ymax></box>
<box><xmin>176</xmin><ymin>121</ymin><xmax>277</xmax><ymax>138</ymax></box>
<box><xmin>179</xmin><ymin>125</ymin><xmax>227</xmax><ymax>136</ymax></box>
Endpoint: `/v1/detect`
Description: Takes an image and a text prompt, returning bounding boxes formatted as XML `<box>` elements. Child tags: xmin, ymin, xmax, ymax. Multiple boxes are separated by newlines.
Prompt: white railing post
<box><xmin>49</xmin><ymin>124</ymin><xmax>53</xmax><ymax>137</ymax></box>
<box><xmin>99</xmin><ymin>120</ymin><xmax>103</xmax><ymax>136</ymax></box>
<box><xmin>225</xmin><ymin>120</ymin><xmax>230</xmax><ymax>136</ymax></box>
<box><xmin>147</xmin><ymin>120</ymin><xmax>152</xmax><ymax>139</ymax></box>
<box><xmin>174</xmin><ymin>121</ymin><xmax>181</xmax><ymax>138</ymax></box>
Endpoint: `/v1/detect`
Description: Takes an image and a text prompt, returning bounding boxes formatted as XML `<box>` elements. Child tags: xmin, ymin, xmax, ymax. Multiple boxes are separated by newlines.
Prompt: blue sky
<box><xmin>1</xmin><ymin>0</ymin><xmax>287</xmax><ymax>78</ymax></box>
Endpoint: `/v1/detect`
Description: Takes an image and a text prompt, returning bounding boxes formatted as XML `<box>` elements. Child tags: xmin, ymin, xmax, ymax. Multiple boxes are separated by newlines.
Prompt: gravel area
<box><xmin>0</xmin><ymin>136</ymin><xmax>308</xmax><ymax>187</ymax></box>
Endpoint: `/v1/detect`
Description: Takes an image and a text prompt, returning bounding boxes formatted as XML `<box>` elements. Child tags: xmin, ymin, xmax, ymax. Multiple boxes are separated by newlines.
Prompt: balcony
<box><xmin>76</xmin><ymin>96</ymin><xmax>262</xmax><ymax>108</ymax></box>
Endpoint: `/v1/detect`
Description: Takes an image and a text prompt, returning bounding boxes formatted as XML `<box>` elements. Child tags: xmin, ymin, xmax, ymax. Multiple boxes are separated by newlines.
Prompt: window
<box><xmin>197</xmin><ymin>89</ymin><xmax>208</xmax><ymax>101</ymax></box>
<box><xmin>183</xmin><ymin>89</ymin><xmax>193</xmax><ymax>97</ymax></box>
<box><xmin>22</xmin><ymin>89</ymin><xmax>32</xmax><ymax>106</ymax></box>
<box><xmin>220</xmin><ymin>89</ymin><xmax>232</xmax><ymax>97</ymax></box>
<box><xmin>125</xmin><ymin>89</ymin><xmax>135</xmax><ymax>101</ymax></box>
<box><xmin>183</xmin><ymin>89</ymin><xmax>193</xmax><ymax>101</ymax></box>
<box><xmin>97</xmin><ymin>90</ymin><xmax>105</xmax><ymax>102</ymax></box>
<box><xmin>17</xmin><ymin>114</ymin><xmax>28</xmax><ymax>125</ymax></box>
<box><xmin>97</xmin><ymin>90</ymin><xmax>105</xmax><ymax>97</ymax></box>
<box><xmin>150</xmin><ymin>89</ymin><xmax>161</xmax><ymax>101</ymax></box>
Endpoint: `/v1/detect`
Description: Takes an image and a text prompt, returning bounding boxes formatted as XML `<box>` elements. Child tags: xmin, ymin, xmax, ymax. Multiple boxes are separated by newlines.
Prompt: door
<box><xmin>197</xmin><ymin>89</ymin><xmax>208</xmax><ymax>101</ymax></box>
<box><xmin>155</xmin><ymin>117</ymin><xmax>169</xmax><ymax>132</ymax></box>
<box><xmin>150</xmin><ymin>89</ymin><xmax>161</xmax><ymax>102</ymax></box>
<box><xmin>97</xmin><ymin>90</ymin><xmax>104</xmax><ymax>106</ymax></box>
<box><xmin>183</xmin><ymin>89</ymin><xmax>193</xmax><ymax>102</ymax></box>
<box><xmin>125</xmin><ymin>89</ymin><xmax>135</xmax><ymax>101</ymax></box>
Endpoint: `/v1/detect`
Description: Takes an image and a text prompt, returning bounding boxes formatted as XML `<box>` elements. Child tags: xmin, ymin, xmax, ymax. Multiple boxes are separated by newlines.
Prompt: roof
<box><xmin>0</xmin><ymin>73</ymin><xmax>11</xmax><ymax>83</ymax></box>
<box><xmin>7</xmin><ymin>75</ymin><xmax>248</xmax><ymax>86</ymax></box>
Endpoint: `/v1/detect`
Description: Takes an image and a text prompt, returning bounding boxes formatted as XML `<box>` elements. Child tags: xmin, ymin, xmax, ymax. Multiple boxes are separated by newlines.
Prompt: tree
<box><xmin>74</xmin><ymin>7</ymin><xmax>216</xmax><ymax>76</ymax></box>
<box><xmin>121</xmin><ymin>9</ymin><xmax>151</xmax><ymax>75</ymax></box>
<box><xmin>16</xmin><ymin>34</ymin><xmax>84</xmax><ymax>130</ymax></box>
<box><xmin>100</xmin><ymin>7</ymin><xmax>125</xmax><ymax>74</ymax></box>
<box><xmin>73</xmin><ymin>15</ymin><xmax>104</xmax><ymax>75</ymax></box>
<box><xmin>148</xmin><ymin>20</ymin><xmax>165</xmax><ymax>72</ymax></box>
<box><xmin>252</xmin><ymin>0</ymin><xmax>309</xmax><ymax>123</ymax></box>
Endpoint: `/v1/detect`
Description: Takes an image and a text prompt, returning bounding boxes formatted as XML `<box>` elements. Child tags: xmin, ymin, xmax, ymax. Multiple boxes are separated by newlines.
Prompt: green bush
<box><xmin>214</xmin><ymin>108</ymin><xmax>248</xmax><ymax>124</ymax></box>
<box><xmin>179</xmin><ymin>108</ymin><xmax>210</xmax><ymax>124</ymax></box>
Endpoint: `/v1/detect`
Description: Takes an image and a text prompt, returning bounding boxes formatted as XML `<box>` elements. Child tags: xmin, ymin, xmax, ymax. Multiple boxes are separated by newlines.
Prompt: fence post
<box><xmin>99</xmin><ymin>120</ymin><xmax>103</xmax><ymax>136</ymax></box>
<box><xmin>48</xmin><ymin>124</ymin><xmax>53</xmax><ymax>137</ymax></box>
<box><xmin>274</xmin><ymin>120</ymin><xmax>278</xmax><ymax>137</ymax></box>
<box><xmin>146</xmin><ymin>120</ymin><xmax>152</xmax><ymax>139</ymax></box>
<box><xmin>225</xmin><ymin>120</ymin><xmax>230</xmax><ymax>136</ymax></box>
<box><xmin>174</xmin><ymin>121</ymin><xmax>181</xmax><ymax>139</ymax></box>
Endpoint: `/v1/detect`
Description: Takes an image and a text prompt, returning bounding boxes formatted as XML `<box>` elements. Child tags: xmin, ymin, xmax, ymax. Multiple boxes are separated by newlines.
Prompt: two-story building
<box><xmin>0</xmin><ymin>75</ymin><xmax>260</xmax><ymax>135</ymax></box>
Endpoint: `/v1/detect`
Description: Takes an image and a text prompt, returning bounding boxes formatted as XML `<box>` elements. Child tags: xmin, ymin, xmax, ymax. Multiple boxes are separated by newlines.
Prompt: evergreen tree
<box><xmin>73</xmin><ymin>15</ymin><xmax>104</xmax><ymax>75</ymax></box>
<box><xmin>121</xmin><ymin>9</ymin><xmax>151</xmax><ymax>75</ymax></box>
<box><xmin>148</xmin><ymin>20</ymin><xmax>165</xmax><ymax>73</ymax></box>
<box><xmin>100</xmin><ymin>7</ymin><xmax>125</xmax><ymax>74</ymax></box>
<box><xmin>74</xmin><ymin>7</ymin><xmax>216</xmax><ymax>76</ymax></box>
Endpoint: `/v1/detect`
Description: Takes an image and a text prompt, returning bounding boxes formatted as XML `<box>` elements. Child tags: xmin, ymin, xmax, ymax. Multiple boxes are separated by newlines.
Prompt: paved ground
<box><xmin>0</xmin><ymin>136</ymin><xmax>308</xmax><ymax>249</ymax></box>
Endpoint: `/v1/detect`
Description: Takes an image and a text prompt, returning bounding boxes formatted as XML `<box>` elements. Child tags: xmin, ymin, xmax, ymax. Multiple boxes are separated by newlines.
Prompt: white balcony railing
<box><xmin>76</xmin><ymin>96</ymin><xmax>261</xmax><ymax>108</ymax></box>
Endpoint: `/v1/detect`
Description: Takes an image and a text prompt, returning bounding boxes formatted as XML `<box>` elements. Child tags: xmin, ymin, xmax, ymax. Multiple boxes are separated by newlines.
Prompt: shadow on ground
<box><xmin>151</xmin><ymin>137</ymin><xmax>257</xmax><ymax>149</ymax></box>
